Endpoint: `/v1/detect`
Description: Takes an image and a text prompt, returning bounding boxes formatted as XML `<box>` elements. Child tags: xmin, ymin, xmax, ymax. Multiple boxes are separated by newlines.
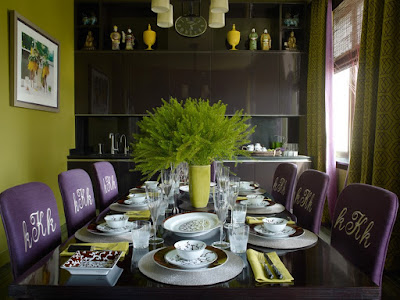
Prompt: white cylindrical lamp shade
<box><xmin>210</xmin><ymin>0</ymin><xmax>229</xmax><ymax>14</ymax></box>
<box><xmin>209</xmin><ymin>11</ymin><xmax>225</xmax><ymax>28</ymax></box>
<box><xmin>157</xmin><ymin>4</ymin><xmax>173</xmax><ymax>28</ymax></box>
<box><xmin>151</xmin><ymin>0</ymin><xmax>170</xmax><ymax>14</ymax></box>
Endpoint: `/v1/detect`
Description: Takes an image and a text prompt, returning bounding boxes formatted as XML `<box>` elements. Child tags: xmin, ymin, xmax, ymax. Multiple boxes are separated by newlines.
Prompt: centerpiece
<box><xmin>131</xmin><ymin>97</ymin><xmax>254</xmax><ymax>208</ymax></box>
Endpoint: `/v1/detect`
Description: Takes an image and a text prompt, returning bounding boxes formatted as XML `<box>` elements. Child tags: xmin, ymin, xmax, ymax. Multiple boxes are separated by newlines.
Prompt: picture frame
<box><xmin>9</xmin><ymin>10</ymin><xmax>60</xmax><ymax>112</ymax></box>
<box><xmin>89</xmin><ymin>66</ymin><xmax>109</xmax><ymax>114</ymax></box>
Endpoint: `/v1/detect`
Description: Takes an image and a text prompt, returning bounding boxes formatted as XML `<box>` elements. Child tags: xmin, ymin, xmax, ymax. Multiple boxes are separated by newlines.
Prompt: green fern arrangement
<box><xmin>131</xmin><ymin>97</ymin><xmax>255</xmax><ymax>179</ymax></box>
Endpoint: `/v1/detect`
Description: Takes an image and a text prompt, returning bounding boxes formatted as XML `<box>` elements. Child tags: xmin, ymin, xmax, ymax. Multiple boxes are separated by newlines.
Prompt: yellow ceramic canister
<box><xmin>227</xmin><ymin>24</ymin><xmax>240</xmax><ymax>50</ymax></box>
<box><xmin>143</xmin><ymin>24</ymin><xmax>156</xmax><ymax>50</ymax></box>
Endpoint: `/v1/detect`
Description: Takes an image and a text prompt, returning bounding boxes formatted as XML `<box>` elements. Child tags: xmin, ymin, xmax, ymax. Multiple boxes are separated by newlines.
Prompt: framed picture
<box><xmin>89</xmin><ymin>66</ymin><xmax>109</xmax><ymax>114</ymax></box>
<box><xmin>9</xmin><ymin>11</ymin><xmax>60</xmax><ymax>112</ymax></box>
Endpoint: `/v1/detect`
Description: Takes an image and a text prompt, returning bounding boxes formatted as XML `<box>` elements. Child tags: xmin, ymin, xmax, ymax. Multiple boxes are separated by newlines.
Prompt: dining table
<box><xmin>8</xmin><ymin>187</ymin><xmax>381</xmax><ymax>300</ymax></box>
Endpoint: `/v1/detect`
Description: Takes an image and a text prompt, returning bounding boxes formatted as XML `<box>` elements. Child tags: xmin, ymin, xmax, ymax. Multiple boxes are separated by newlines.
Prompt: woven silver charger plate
<box><xmin>245</xmin><ymin>202</ymin><xmax>285</xmax><ymax>215</ymax></box>
<box><xmin>75</xmin><ymin>226</ymin><xmax>132</xmax><ymax>243</ymax></box>
<box><xmin>248</xmin><ymin>228</ymin><xmax>318</xmax><ymax>249</ymax></box>
<box><xmin>139</xmin><ymin>249</ymin><xmax>244</xmax><ymax>286</ymax></box>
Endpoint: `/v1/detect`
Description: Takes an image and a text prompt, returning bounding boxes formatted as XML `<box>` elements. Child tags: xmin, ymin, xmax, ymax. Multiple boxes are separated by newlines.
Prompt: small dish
<box><xmin>124</xmin><ymin>193</ymin><xmax>147</xmax><ymax>206</ymax></box>
<box><xmin>104</xmin><ymin>214</ymin><xmax>129</xmax><ymax>229</ymax></box>
<box><xmin>246</xmin><ymin>195</ymin><xmax>264</xmax><ymax>206</ymax></box>
<box><xmin>239</xmin><ymin>181</ymin><xmax>253</xmax><ymax>190</ymax></box>
<box><xmin>262</xmin><ymin>217</ymin><xmax>288</xmax><ymax>232</ymax></box>
<box><xmin>174</xmin><ymin>240</ymin><xmax>206</xmax><ymax>261</ymax></box>
<box><xmin>253</xmin><ymin>224</ymin><xmax>296</xmax><ymax>238</ymax></box>
<box><xmin>165</xmin><ymin>249</ymin><xmax>217</xmax><ymax>269</ymax></box>
<box><xmin>95</xmin><ymin>221</ymin><xmax>134</xmax><ymax>235</ymax></box>
<box><xmin>240</xmin><ymin>200</ymin><xmax>269</xmax><ymax>208</ymax></box>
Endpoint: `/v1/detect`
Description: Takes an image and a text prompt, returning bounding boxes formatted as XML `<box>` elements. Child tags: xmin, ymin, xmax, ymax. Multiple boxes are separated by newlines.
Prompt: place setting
<box><xmin>238</xmin><ymin>181</ymin><xmax>266</xmax><ymax>196</ymax></box>
<box><xmin>110</xmin><ymin>192</ymin><xmax>150</xmax><ymax>212</ymax></box>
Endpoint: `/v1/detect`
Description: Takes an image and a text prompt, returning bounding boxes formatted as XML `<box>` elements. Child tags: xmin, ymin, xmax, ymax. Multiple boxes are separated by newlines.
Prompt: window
<box><xmin>332</xmin><ymin>0</ymin><xmax>363</xmax><ymax>160</ymax></box>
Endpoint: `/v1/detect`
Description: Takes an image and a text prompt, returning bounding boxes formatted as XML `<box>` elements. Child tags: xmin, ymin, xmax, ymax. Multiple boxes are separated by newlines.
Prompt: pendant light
<box><xmin>151</xmin><ymin>0</ymin><xmax>170</xmax><ymax>14</ymax></box>
<box><xmin>157</xmin><ymin>4</ymin><xmax>173</xmax><ymax>28</ymax></box>
<box><xmin>210</xmin><ymin>0</ymin><xmax>229</xmax><ymax>14</ymax></box>
<box><xmin>208</xmin><ymin>9</ymin><xmax>225</xmax><ymax>28</ymax></box>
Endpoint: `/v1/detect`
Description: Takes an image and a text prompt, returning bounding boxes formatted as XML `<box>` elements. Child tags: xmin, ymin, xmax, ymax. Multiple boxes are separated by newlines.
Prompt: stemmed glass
<box><xmin>146</xmin><ymin>186</ymin><xmax>164</xmax><ymax>245</ymax></box>
<box><xmin>161</xmin><ymin>169</ymin><xmax>173</xmax><ymax>201</ymax></box>
<box><xmin>211</xmin><ymin>187</ymin><xmax>230</xmax><ymax>249</ymax></box>
<box><xmin>228</xmin><ymin>176</ymin><xmax>240</xmax><ymax>226</ymax></box>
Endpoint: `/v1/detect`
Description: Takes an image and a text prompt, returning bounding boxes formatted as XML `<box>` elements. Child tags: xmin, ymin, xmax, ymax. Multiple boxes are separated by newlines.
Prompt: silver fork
<box><xmin>258</xmin><ymin>253</ymin><xmax>274</xmax><ymax>279</ymax></box>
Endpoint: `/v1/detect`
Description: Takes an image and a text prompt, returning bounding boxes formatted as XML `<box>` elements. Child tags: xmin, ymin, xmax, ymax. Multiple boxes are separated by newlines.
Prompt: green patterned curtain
<box><xmin>307</xmin><ymin>0</ymin><xmax>330</xmax><ymax>224</ymax></box>
<box><xmin>348</xmin><ymin>0</ymin><xmax>400</xmax><ymax>271</ymax></box>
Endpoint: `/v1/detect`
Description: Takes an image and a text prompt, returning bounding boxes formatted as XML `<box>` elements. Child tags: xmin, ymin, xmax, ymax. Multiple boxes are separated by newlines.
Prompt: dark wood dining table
<box><xmin>8</xmin><ymin>191</ymin><xmax>381</xmax><ymax>299</ymax></box>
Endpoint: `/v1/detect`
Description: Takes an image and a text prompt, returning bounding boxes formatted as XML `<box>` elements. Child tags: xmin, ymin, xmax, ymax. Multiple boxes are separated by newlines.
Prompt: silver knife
<box><xmin>262</xmin><ymin>261</ymin><xmax>274</xmax><ymax>279</ymax></box>
<box><xmin>264</xmin><ymin>253</ymin><xmax>283</xmax><ymax>279</ymax></box>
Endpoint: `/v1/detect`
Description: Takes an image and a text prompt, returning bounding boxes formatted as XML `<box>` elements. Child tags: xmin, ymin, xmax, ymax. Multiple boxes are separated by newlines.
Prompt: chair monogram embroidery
<box><xmin>102</xmin><ymin>175</ymin><xmax>117</xmax><ymax>194</ymax></box>
<box><xmin>334</xmin><ymin>207</ymin><xmax>373</xmax><ymax>248</ymax></box>
<box><xmin>293</xmin><ymin>187</ymin><xmax>314</xmax><ymax>212</ymax></box>
<box><xmin>272</xmin><ymin>177</ymin><xmax>287</xmax><ymax>196</ymax></box>
<box><xmin>73</xmin><ymin>187</ymin><xmax>93</xmax><ymax>213</ymax></box>
<box><xmin>22</xmin><ymin>208</ymin><xmax>57</xmax><ymax>252</ymax></box>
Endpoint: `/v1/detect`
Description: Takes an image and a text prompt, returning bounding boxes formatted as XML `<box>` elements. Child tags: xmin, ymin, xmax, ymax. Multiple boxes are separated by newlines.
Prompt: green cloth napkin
<box><xmin>247</xmin><ymin>249</ymin><xmax>294</xmax><ymax>283</ymax></box>
<box><xmin>246</xmin><ymin>216</ymin><xmax>295</xmax><ymax>225</ymax></box>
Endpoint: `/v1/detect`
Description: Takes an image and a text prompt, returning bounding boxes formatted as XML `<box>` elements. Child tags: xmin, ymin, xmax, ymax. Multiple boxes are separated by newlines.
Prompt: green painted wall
<box><xmin>0</xmin><ymin>0</ymin><xmax>74</xmax><ymax>267</ymax></box>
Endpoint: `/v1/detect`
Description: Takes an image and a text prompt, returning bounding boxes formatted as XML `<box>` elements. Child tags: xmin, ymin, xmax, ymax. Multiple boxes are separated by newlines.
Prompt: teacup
<box><xmin>262</xmin><ymin>217</ymin><xmax>288</xmax><ymax>232</ymax></box>
<box><xmin>254</xmin><ymin>143</ymin><xmax>262</xmax><ymax>151</ymax></box>
<box><xmin>242</xmin><ymin>144</ymin><xmax>254</xmax><ymax>151</ymax></box>
<box><xmin>144</xmin><ymin>181</ymin><xmax>158</xmax><ymax>189</ymax></box>
<box><xmin>246</xmin><ymin>194</ymin><xmax>264</xmax><ymax>206</ymax></box>
<box><xmin>104</xmin><ymin>214</ymin><xmax>129</xmax><ymax>229</ymax></box>
<box><xmin>239</xmin><ymin>181</ymin><xmax>252</xmax><ymax>190</ymax></box>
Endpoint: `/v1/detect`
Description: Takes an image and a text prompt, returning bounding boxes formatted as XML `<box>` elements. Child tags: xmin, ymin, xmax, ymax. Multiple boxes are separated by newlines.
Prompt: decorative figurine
<box><xmin>110</xmin><ymin>25</ymin><xmax>121</xmax><ymax>50</ymax></box>
<box><xmin>227</xmin><ymin>24</ymin><xmax>240</xmax><ymax>50</ymax></box>
<box><xmin>122</xmin><ymin>28</ymin><xmax>135</xmax><ymax>50</ymax></box>
<box><xmin>82</xmin><ymin>13</ymin><xmax>90</xmax><ymax>25</ymax></box>
<box><xmin>83</xmin><ymin>31</ymin><xmax>96</xmax><ymax>50</ymax></box>
<box><xmin>260</xmin><ymin>29</ymin><xmax>271</xmax><ymax>51</ymax></box>
<box><xmin>287</xmin><ymin>31</ymin><xmax>297</xmax><ymax>50</ymax></box>
<box><xmin>143</xmin><ymin>24</ymin><xmax>156</xmax><ymax>50</ymax></box>
<box><xmin>283</xmin><ymin>12</ymin><xmax>300</xmax><ymax>27</ymax></box>
<box><xmin>89</xmin><ymin>12</ymin><xmax>97</xmax><ymax>25</ymax></box>
<box><xmin>249</xmin><ymin>28</ymin><xmax>258</xmax><ymax>50</ymax></box>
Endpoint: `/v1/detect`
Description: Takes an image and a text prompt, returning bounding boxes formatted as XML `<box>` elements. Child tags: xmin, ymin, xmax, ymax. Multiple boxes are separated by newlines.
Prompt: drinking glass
<box><xmin>228</xmin><ymin>224</ymin><xmax>249</xmax><ymax>253</ymax></box>
<box><xmin>211</xmin><ymin>189</ymin><xmax>230</xmax><ymax>249</ymax></box>
<box><xmin>131</xmin><ymin>220</ymin><xmax>151</xmax><ymax>249</ymax></box>
<box><xmin>146</xmin><ymin>187</ymin><xmax>164</xmax><ymax>245</ymax></box>
<box><xmin>228</xmin><ymin>176</ymin><xmax>240</xmax><ymax>224</ymax></box>
<box><xmin>161</xmin><ymin>169</ymin><xmax>173</xmax><ymax>200</ymax></box>
<box><xmin>232</xmin><ymin>203</ymin><xmax>247</xmax><ymax>224</ymax></box>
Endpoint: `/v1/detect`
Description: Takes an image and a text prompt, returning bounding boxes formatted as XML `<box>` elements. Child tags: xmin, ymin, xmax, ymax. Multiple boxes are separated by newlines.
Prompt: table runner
<box><xmin>139</xmin><ymin>249</ymin><xmax>244</xmax><ymax>286</ymax></box>
<box><xmin>75</xmin><ymin>226</ymin><xmax>132</xmax><ymax>243</ymax></box>
<box><xmin>248</xmin><ymin>228</ymin><xmax>318</xmax><ymax>250</ymax></box>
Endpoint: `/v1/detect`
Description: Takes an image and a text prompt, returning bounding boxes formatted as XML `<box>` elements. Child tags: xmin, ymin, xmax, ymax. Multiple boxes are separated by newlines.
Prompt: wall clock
<box><xmin>175</xmin><ymin>16</ymin><xmax>207</xmax><ymax>37</ymax></box>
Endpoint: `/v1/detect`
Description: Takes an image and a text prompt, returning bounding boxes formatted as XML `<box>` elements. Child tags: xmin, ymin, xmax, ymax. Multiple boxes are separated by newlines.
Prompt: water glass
<box><xmin>228</xmin><ymin>224</ymin><xmax>249</xmax><ymax>253</ymax></box>
<box><xmin>232</xmin><ymin>203</ymin><xmax>247</xmax><ymax>224</ymax></box>
<box><xmin>131</xmin><ymin>220</ymin><xmax>151</xmax><ymax>249</ymax></box>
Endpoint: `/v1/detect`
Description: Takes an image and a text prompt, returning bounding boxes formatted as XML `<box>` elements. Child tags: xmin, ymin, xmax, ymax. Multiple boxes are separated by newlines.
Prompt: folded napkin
<box><xmin>60</xmin><ymin>242</ymin><xmax>130</xmax><ymax>259</ymax></box>
<box><xmin>247</xmin><ymin>249</ymin><xmax>294</xmax><ymax>283</ymax></box>
<box><xmin>237</xmin><ymin>196</ymin><xmax>248</xmax><ymax>201</ymax></box>
<box><xmin>124</xmin><ymin>210</ymin><xmax>151</xmax><ymax>219</ymax></box>
<box><xmin>246</xmin><ymin>216</ymin><xmax>295</xmax><ymax>225</ymax></box>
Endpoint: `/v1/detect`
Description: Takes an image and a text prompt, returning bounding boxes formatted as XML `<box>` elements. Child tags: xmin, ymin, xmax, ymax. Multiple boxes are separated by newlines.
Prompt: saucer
<box><xmin>253</xmin><ymin>225</ymin><xmax>296</xmax><ymax>238</ymax></box>
<box><xmin>164</xmin><ymin>249</ymin><xmax>218</xmax><ymax>269</ymax></box>
<box><xmin>95</xmin><ymin>222</ymin><xmax>134</xmax><ymax>235</ymax></box>
<box><xmin>240</xmin><ymin>200</ymin><xmax>270</xmax><ymax>208</ymax></box>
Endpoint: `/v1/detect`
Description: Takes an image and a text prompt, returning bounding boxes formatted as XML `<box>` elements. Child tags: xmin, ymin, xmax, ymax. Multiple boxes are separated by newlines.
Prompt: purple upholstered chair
<box><xmin>271</xmin><ymin>163</ymin><xmax>298</xmax><ymax>211</ymax></box>
<box><xmin>292</xmin><ymin>169</ymin><xmax>329</xmax><ymax>234</ymax></box>
<box><xmin>331</xmin><ymin>183</ymin><xmax>398</xmax><ymax>286</ymax></box>
<box><xmin>58</xmin><ymin>169</ymin><xmax>96</xmax><ymax>237</ymax></box>
<box><xmin>92</xmin><ymin>162</ymin><xmax>119</xmax><ymax>212</ymax></box>
<box><xmin>0</xmin><ymin>182</ymin><xmax>61</xmax><ymax>279</ymax></box>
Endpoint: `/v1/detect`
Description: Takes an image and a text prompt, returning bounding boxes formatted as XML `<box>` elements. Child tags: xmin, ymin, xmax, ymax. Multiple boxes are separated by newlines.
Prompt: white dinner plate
<box><xmin>253</xmin><ymin>225</ymin><xmax>296</xmax><ymax>238</ymax></box>
<box><xmin>94</xmin><ymin>222</ymin><xmax>134</xmax><ymax>236</ymax></box>
<box><xmin>163</xmin><ymin>212</ymin><xmax>220</xmax><ymax>237</ymax></box>
<box><xmin>179</xmin><ymin>182</ymin><xmax>216</xmax><ymax>193</ymax></box>
<box><xmin>164</xmin><ymin>249</ymin><xmax>218</xmax><ymax>270</ymax></box>
<box><xmin>239</xmin><ymin>200</ymin><xmax>270</xmax><ymax>208</ymax></box>
<box><xmin>61</xmin><ymin>250</ymin><xmax>122</xmax><ymax>275</ymax></box>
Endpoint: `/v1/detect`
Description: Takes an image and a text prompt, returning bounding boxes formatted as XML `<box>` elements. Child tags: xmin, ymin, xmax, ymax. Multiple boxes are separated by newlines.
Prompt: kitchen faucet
<box><xmin>109</xmin><ymin>133</ymin><xmax>119</xmax><ymax>154</ymax></box>
<box><xmin>120</xmin><ymin>134</ymin><xmax>129</xmax><ymax>155</ymax></box>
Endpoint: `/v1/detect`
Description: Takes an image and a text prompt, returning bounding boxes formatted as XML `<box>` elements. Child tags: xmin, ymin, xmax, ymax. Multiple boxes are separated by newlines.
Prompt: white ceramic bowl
<box><xmin>104</xmin><ymin>214</ymin><xmax>129</xmax><ymax>229</ymax></box>
<box><xmin>174</xmin><ymin>240</ymin><xmax>206</xmax><ymax>261</ymax></box>
<box><xmin>144</xmin><ymin>181</ymin><xmax>158</xmax><ymax>189</ymax></box>
<box><xmin>246</xmin><ymin>194</ymin><xmax>264</xmax><ymax>205</ymax></box>
<box><xmin>262</xmin><ymin>217</ymin><xmax>288</xmax><ymax>232</ymax></box>
<box><xmin>126</xmin><ymin>193</ymin><xmax>146</xmax><ymax>204</ymax></box>
<box><xmin>239</xmin><ymin>181</ymin><xmax>252</xmax><ymax>190</ymax></box>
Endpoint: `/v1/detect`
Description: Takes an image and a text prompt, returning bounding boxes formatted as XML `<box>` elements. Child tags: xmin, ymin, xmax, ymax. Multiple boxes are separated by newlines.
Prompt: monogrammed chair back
<box><xmin>271</xmin><ymin>163</ymin><xmax>297</xmax><ymax>211</ymax></box>
<box><xmin>331</xmin><ymin>183</ymin><xmax>398</xmax><ymax>286</ymax></box>
<box><xmin>93</xmin><ymin>162</ymin><xmax>119</xmax><ymax>212</ymax></box>
<box><xmin>58</xmin><ymin>169</ymin><xmax>96</xmax><ymax>237</ymax></box>
<box><xmin>0</xmin><ymin>182</ymin><xmax>61</xmax><ymax>279</ymax></box>
<box><xmin>292</xmin><ymin>169</ymin><xmax>329</xmax><ymax>234</ymax></box>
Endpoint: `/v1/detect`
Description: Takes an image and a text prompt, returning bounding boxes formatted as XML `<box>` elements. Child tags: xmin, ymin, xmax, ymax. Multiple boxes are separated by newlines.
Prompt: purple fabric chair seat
<box><xmin>292</xmin><ymin>169</ymin><xmax>329</xmax><ymax>234</ymax></box>
<box><xmin>0</xmin><ymin>182</ymin><xmax>62</xmax><ymax>279</ymax></box>
<box><xmin>331</xmin><ymin>183</ymin><xmax>398</xmax><ymax>286</ymax></box>
<box><xmin>271</xmin><ymin>163</ymin><xmax>298</xmax><ymax>211</ymax></box>
<box><xmin>58</xmin><ymin>169</ymin><xmax>96</xmax><ymax>237</ymax></box>
<box><xmin>92</xmin><ymin>162</ymin><xmax>119</xmax><ymax>212</ymax></box>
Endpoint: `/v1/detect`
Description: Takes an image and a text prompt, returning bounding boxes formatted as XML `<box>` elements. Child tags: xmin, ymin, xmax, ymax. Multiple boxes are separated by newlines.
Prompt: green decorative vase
<box><xmin>189</xmin><ymin>165</ymin><xmax>211</xmax><ymax>208</ymax></box>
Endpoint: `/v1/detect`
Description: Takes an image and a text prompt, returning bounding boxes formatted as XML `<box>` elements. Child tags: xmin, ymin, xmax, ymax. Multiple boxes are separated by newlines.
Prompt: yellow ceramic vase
<box><xmin>143</xmin><ymin>24</ymin><xmax>156</xmax><ymax>50</ymax></box>
<box><xmin>189</xmin><ymin>165</ymin><xmax>211</xmax><ymax>208</ymax></box>
<box><xmin>227</xmin><ymin>24</ymin><xmax>240</xmax><ymax>50</ymax></box>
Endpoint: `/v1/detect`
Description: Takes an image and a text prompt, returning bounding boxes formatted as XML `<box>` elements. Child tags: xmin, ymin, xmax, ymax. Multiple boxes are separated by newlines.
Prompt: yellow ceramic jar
<box><xmin>143</xmin><ymin>24</ymin><xmax>156</xmax><ymax>50</ymax></box>
<box><xmin>227</xmin><ymin>24</ymin><xmax>240</xmax><ymax>50</ymax></box>
<box><xmin>189</xmin><ymin>165</ymin><xmax>211</xmax><ymax>208</ymax></box>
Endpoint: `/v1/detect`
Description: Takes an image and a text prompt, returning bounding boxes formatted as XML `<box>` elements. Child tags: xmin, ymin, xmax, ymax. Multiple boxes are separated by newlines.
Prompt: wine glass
<box><xmin>211</xmin><ymin>188</ymin><xmax>230</xmax><ymax>249</ymax></box>
<box><xmin>161</xmin><ymin>169</ymin><xmax>173</xmax><ymax>200</ymax></box>
<box><xmin>146</xmin><ymin>186</ymin><xmax>164</xmax><ymax>245</ymax></box>
<box><xmin>228</xmin><ymin>176</ymin><xmax>240</xmax><ymax>226</ymax></box>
